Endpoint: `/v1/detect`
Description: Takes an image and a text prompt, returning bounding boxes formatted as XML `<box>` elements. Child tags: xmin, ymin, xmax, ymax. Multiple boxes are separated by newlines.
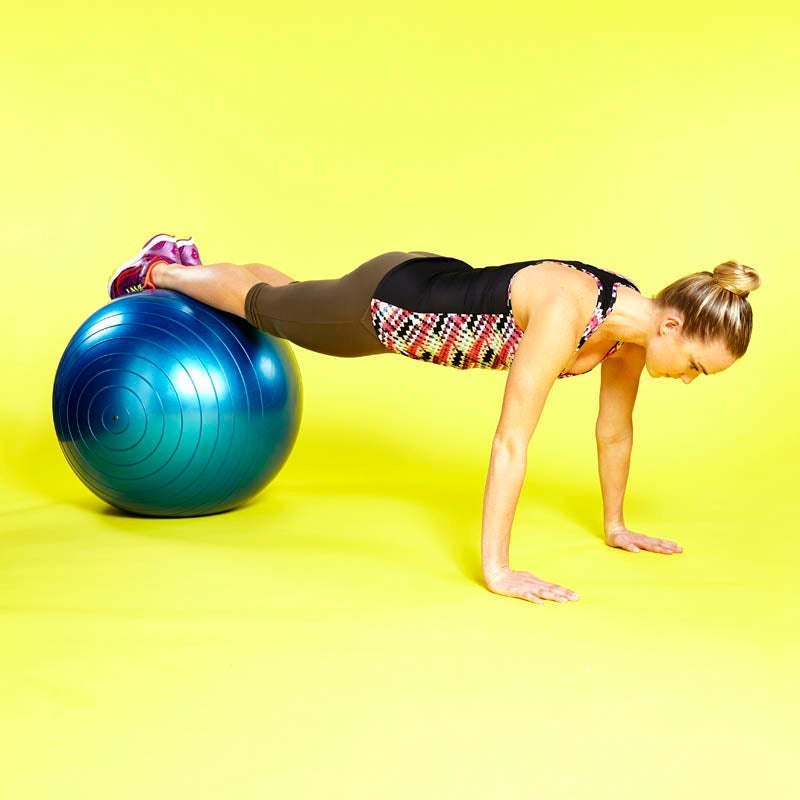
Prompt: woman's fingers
<box><xmin>524</xmin><ymin>592</ymin><xmax>545</xmax><ymax>604</ymax></box>
<box><xmin>607</xmin><ymin>529</ymin><xmax>683</xmax><ymax>554</ymax></box>
<box><xmin>520</xmin><ymin>575</ymin><xmax>578</xmax><ymax>602</ymax></box>
<box><xmin>534</xmin><ymin>587</ymin><xmax>568</xmax><ymax>602</ymax></box>
<box><xmin>631</xmin><ymin>536</ymin><xmax>682</xmax><ymax>553</ymax></box>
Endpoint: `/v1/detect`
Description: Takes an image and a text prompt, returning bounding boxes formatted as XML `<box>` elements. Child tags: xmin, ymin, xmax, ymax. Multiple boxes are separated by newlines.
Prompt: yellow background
<box><xmin>1</xmin><ymin>1</ymin><xmax>798</xmax><ymax>797</ymax></box>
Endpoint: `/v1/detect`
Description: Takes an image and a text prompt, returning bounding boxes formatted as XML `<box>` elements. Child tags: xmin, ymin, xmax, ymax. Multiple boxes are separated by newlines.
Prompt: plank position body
<box><xmin>108</xmin><ymin>239</ymin><xmax>760</xmax><ymax>604</ymax></box>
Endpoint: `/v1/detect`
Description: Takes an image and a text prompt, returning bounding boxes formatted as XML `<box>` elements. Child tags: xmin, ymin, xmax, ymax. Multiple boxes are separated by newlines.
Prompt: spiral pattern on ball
<box><xmin>52</xmin><ymin>290</ymin><xmax>302</xmax><ymax>517</ymax></box>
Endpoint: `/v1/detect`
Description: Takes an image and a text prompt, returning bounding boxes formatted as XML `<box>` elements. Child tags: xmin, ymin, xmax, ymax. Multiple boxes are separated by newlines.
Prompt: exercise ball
<box><xmin>52</xmin><ymin>289</ymin><xmax>303</xmax><ymax>517</ymax></box>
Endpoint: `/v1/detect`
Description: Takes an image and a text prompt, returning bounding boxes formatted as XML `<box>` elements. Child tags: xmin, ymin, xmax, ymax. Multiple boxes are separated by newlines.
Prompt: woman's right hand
<box><xmin>484</xmin><ymin>566</ymin><xmax>580</xmax><ymax>604</ymax></box>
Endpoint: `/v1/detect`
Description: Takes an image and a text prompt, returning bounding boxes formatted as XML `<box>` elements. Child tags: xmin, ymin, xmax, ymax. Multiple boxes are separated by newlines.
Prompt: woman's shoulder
<box><xmin>512</xmin><ymin>260</ymin><xmax>600</xmax><ymax>330</ymax></box>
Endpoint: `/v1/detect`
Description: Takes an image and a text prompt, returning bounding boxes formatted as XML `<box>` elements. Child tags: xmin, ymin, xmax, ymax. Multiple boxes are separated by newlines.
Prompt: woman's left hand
<box><xmin>604</xmin><ymin>525</ymin><xmax>683</xmax><ymax>555</ymax></box>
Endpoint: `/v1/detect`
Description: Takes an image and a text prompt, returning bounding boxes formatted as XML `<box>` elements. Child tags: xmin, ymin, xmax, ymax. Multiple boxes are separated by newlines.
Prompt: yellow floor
<box><xmin>2</xmin><ymin>415</ymin><xmax>798</xmax><ymax>798</ymax></box>
<box><xmin>2</xmin><ymin>1</ymin><xmax>799</xmax><ymax>797</ymax></box>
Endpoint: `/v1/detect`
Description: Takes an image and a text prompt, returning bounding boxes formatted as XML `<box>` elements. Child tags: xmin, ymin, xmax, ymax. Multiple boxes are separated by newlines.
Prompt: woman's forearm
<box><xmin>596</xmin><ymin>434</ymin><xmax>633</xmax><ymax>532</ymax></box>
<box><xmin>482</xmin><ymin>442</ymin><xmax>528</xmax><ymax>581</ymax></box>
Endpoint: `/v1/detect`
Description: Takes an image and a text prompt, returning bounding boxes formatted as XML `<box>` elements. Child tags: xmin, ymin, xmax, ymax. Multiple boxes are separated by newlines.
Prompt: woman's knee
<box><xmin>239</xmin><ymin>263</ymin><xmax>296</xmax><ymax>287</ymax></box>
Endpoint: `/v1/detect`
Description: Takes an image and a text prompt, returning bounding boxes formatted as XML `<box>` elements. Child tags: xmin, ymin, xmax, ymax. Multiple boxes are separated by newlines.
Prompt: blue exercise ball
<box><xmin>52</xmin><ymin>289</ymin><xmax>303</xmax><ymax>517</ymax></box>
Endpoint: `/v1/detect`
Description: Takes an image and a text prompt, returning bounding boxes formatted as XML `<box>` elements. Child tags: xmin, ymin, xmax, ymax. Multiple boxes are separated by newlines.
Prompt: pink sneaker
<box><xmin>139</xmin><ymin>233</ymin><xmax>180</xmax><ymax>264</ymax></box>
<box><xmin>176</xmin><ymin>236</ymin><xmax>203</xmax><ymax>265</ymax></box>
<box><xmin>107</xmin><ymin>234</ymin><xmax>180</xmax><ymax>299</ymax></box>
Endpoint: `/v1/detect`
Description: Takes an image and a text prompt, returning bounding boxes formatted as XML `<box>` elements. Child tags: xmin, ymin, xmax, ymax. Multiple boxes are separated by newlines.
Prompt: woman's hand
<box><xmin>484</xmin><ymin>566</ymin><xmax>580</xmax><ymax>605</ymax></box>
<box><xmin>604</xmin><ymin>525</ymin><xmax>683</xmax><ymax>554</ymax></box>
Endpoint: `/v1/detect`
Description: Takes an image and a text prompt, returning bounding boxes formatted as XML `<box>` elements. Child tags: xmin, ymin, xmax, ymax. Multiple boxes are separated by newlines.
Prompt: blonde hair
<box><xmin>653</xmin><ymin>260</ymin><xmax>761</xmax><ymax>358</ymax></box>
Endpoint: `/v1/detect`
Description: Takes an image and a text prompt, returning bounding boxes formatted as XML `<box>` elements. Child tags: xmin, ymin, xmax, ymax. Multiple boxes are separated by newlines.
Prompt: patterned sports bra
<box><xmin>368</xmin><ymin>256</ymin><xmax>641</xmax><ymax>377</ymax></box>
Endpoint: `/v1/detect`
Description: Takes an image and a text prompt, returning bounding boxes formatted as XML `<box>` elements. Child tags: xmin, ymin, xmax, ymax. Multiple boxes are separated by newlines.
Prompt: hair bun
<box><xmin>714</xmin><ymin>276</ymin><xmax>744</xmax><ymax>295</ymax></box>
<box><xmin>712</xmin><ymin>260</ymin><xmax>761</xmax><ymax>299</ymax></box>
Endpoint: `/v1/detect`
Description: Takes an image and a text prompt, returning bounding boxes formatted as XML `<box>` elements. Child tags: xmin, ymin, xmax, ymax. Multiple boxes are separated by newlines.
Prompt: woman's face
<box><xmin>644</xmin><ymin>313</ymin><xmax>736</xmax><ymax>383</ymax></box>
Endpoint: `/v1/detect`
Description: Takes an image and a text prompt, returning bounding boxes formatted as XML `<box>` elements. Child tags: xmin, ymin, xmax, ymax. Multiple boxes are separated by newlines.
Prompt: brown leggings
<box><xmin>243</xmin><ymin>250</ymin><xmax>444</xmax><ymax>358</ymax></box>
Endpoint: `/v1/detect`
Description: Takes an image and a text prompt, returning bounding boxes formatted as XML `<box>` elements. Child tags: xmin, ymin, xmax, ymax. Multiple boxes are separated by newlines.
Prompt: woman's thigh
<box><xmin>243</xmin><ymin>250</ymin><xmax>445</xmax><ymax>358</ymax></box>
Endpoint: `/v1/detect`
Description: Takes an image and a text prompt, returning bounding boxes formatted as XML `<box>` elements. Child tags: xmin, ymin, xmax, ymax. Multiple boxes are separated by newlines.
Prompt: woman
<box><xmin>108</xmin><ymin>235</ymin><xmax>761</xmax><ymax>605</ymax></box>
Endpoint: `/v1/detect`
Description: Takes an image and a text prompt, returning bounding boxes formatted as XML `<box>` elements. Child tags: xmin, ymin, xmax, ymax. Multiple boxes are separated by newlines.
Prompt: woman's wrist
<box><xmin>483</xmin><ymin>564</ymin><xmax>510</xmax><ymax>583</ymax></box>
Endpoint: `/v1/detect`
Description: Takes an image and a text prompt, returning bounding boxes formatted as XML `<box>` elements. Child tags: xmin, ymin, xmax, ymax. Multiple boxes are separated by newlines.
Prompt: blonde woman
<box><xmin>108</xmin><ymin>235</ymin><xmax>761</xmax><ymax>605</ymax></box>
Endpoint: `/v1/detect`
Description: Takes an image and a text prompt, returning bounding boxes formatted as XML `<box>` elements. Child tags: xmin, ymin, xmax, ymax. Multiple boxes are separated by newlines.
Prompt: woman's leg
<box><xmin>150</xmin><ymin>261</ymin><xmax>258</xmax><ymax>319</ymax></box>
<box><xmin>239</xmin><ymin>262</ymin><xmax>297</xmax><ymax>286</ymax></box>
<box><xmin>238</xmin><ymin>250</ymin><xmax>418</xmax><ymax>357</ymax></box>
<box><xmin>150</xmin><ymin>250</ymin><xmax>434</xmax><ymax>358</ymax></box>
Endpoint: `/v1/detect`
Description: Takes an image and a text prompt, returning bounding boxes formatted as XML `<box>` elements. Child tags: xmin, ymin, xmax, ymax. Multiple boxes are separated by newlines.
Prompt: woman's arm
<box><xmin>481</xmin><ymin>442</ymin><xmax>527</xmax><ymax>579</ymax></box>
<box><xmin>594</xmin><ymin>345</ymin><xmax>683</xmax><ymax>556</ymax></box>
<box><xmin>596</xmin><ymin>436</ymin><xmax>633</xmax><ymax>532</ymax></box>
<box><xmin>595</xmin><ymin>346</ymin><xmax>645</xmax><ymax>532</ymax></box>
<box><xmin>482</xmin><ymin>297</ymin><xmax>583</xmax><ymax>603</ymax></box>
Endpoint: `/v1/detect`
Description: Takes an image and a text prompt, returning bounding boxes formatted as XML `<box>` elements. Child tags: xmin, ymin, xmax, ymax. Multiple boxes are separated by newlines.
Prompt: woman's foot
<box><xmin>107</xmin><ymin>234</ymin><xmax>205</xmax><ymax>298</ymax></box>
<box><xmin>107</xmin><ymin>254</ymin><xmax>175</xmax><ymax>299</ymax></box>
<box><xmin>107</xmin><ymin>234</ymin><xmax>182</xmax><ymax>299</ymax></box>
<box><xmin>176</xmin><ymin>237</ymin><xmax>202</xmax><ymax>265</ymax></box>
